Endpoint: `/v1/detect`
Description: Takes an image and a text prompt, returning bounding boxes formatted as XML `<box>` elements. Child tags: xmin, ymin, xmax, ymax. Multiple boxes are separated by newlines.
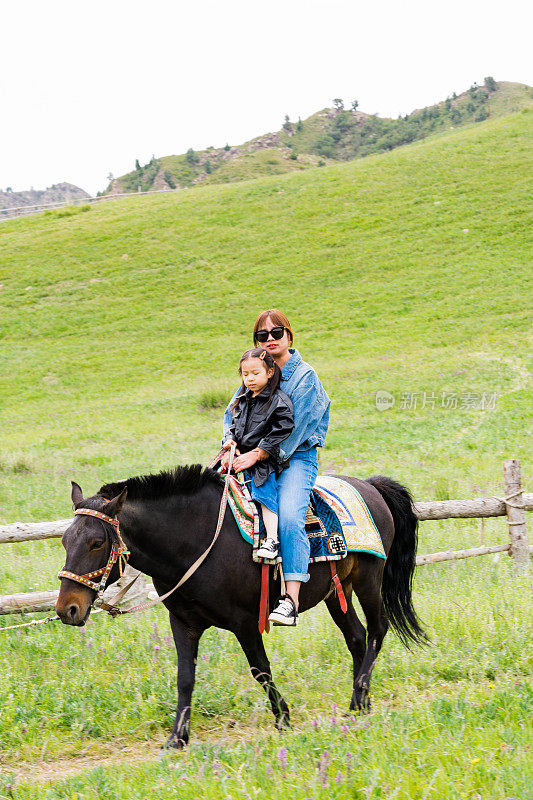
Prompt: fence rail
<box><xmin>0</xmin><ymin>187</ymin><xmax>179</xmax><ymax>221</ymax></box>
<box><xmin>0</xmin><ymin>459</ymin><xmax>530</xmax><ymax>616</ymax></box>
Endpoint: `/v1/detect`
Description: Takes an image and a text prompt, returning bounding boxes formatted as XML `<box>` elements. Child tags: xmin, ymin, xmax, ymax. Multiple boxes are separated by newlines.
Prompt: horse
<box><xmin>56</xmin><ymin>465</ymin><xmax>427</xmax><ymax>749</ymax></box>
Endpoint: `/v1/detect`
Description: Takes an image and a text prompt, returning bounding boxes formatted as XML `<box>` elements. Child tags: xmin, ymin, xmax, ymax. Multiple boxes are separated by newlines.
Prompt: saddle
<box><xmin>225</xmin><ymin>472</ymin><xmax>384</xmax><ymax>635</ymax></box>
<box><xmin>227</xmin><ymin>473</ymin><xmax>385</xmax><ymax>563</ymax></box>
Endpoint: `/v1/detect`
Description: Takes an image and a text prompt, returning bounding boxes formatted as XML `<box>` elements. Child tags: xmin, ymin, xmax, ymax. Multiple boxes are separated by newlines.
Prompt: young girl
<box><xmin>222</xmin><ymin>348</ymin><xmax>294</xmax><ymax>564</ymax></box>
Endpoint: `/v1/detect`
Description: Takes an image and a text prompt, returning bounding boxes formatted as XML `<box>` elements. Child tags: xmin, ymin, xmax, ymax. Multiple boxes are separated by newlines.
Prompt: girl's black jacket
<box><xmin>224</xmin><ymin>386</ymin><xmax>294</xmax><ymax>486</ymax></box>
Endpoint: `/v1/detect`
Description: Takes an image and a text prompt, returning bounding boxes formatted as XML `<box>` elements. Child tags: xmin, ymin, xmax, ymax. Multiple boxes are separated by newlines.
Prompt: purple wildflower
<box><xmin>335</xmin><ymin>771</ymin><xmax>344</xmax><ymax>785</ymax></box>
<box><xmin>345</xmin><ymin>752</ymin><xmax>352</xmax><ymax>775</ymax></box>
<box><xmin>318</xmin><ymin>751</ymin><xmax>329</xmax><ymax>786</ymax></box>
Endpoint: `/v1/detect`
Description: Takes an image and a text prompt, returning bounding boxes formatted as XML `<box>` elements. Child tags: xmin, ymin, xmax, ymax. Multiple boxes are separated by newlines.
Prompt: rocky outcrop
<box><xmin>0</xmin><ymin>182</ymin><xmax>90</xmax><ymax>210</ymax></box>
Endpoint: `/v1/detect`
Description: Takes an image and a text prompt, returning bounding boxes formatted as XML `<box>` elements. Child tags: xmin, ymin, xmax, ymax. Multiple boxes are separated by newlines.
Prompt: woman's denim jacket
<box><xmin>223</xmin><ymin>349</ymin><xmax>330</xmax><ymax>462</ymax></box>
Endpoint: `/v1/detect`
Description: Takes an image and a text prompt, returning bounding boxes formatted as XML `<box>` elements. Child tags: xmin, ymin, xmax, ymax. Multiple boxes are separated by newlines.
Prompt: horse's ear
<box><xmin>103</xmin><ymin>486</ymin><xmax>128</xmax><ymax>518</ymax></box>
<box><xmin>71</xmin><ymin>481</ymin><xmax>84</xmax><ymax>508</ymax></box>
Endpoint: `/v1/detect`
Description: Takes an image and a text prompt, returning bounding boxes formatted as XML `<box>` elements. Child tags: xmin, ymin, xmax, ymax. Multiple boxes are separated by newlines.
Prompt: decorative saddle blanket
<box><xmin>227</xmin><ymin>474</ymin><xmax>385</xmax><ymax>564</ymax></box>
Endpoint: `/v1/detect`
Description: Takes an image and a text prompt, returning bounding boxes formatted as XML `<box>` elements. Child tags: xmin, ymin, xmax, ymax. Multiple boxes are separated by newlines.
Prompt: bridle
<box><xmin>57</xmin><ymin>508</ymin><xmax>130</xmax><ymax>608</ymax></box>
<box><xmin>57</xmin><ymin>443</ymin><xmax>236</xmax><ymax>618</ymax></box>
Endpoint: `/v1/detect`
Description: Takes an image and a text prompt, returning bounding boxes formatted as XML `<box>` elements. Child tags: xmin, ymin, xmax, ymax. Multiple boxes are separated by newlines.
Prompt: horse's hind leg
<box><xmin>324</xmin><ymin>589</ymin><xmax>368</xmax><ymax>713</ymax></box>
<box><xmin>352</xmin><ymin>560</ymin><xmax>389</xmax><ymax>712</ymax></box>
<box><xmin>235</xmin><ymin>624</ymin><xmax>291</xmax><ymax>731</ymax></box>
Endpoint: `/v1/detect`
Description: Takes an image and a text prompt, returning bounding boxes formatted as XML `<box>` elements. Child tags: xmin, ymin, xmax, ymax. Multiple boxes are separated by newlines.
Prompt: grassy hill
<box><xmin>1</xmin><ymin>106</ymin><xmax>531</xmax><ymax>523</ymax></box>
<box><xmin>107</xmin><ymin>80</ymin><xmax>532</xmax><ymax>194</ymax></box>
<box><xmin>0</xmin><ymin>107</ymin><xmax>531</xmax><ymax>798</ymax></box>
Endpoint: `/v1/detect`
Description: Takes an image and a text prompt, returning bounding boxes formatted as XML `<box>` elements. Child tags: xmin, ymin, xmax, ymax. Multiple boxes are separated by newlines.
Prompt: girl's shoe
<box><xmin>257</xmin><ymin>537</ymin><xmax>279</xmax><ymax>559</ymax></box>
<box><xmin>269</xmin><ymin>595</ymin><xmax>298</xmax><ymax>626</ymax></box>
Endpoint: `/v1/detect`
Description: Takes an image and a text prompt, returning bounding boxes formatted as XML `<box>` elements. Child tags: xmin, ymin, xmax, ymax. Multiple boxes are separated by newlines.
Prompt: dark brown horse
<box><xmin>56</xmin><ymin>465</ymin><xmax>426</xmax><ymax>748</ymax></box>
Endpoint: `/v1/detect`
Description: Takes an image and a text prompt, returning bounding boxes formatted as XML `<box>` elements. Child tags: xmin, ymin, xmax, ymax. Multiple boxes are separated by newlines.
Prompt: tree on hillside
<box><xmin>296</xmin><ymin>116</ymin><xmax>303</xmax><ymax>131</ymax></box>
<box><xmin>283</xmin><ymin>114</ymin><xmax>292</xmax><ymax>131</ymax></box>
<box><xmin>135</xmin><ymin>159</ymin><xmax>141</xmax><ymax>171</ymax></box>
<box><xmin>484</xmin><ymin>76</ymin><xmax>497</xmax><ymax>92</ymax></box>
<box><xmin>351</xmin><ymin>100</ymin><xmax>359</xmax><ymax>111</ymax></box>
<box><xmin>164</xmin><ymin>170</ymin><xmax>176</xmax><ymax>189</ymax></box>
<box><xmin>333</xmin><ymin>98</ymin><xmax>344</xmax><ymax>111</ymax></box>
<box><xmin>205</xmin><ymin>161</ymin><xmax>212</xmax><ymax>174</ymax></box>
<box><xmin>186</xmin><ymin>148</ymin><xmax>199</xmax><ymax>164</ymax></box>
<box><xmin>224</xmin><ymin>143</ymin><xmax>230</xmax><ymax>151</ymax></box>
<box><xmin>450</xmin><ymin>107</ymin><xmax>461</xmax><ymax>123</ymax></box>
<box><xmin>107</xmin><ymin>172</ymin><xmax>114</xmax><ymax>183</ymax></box>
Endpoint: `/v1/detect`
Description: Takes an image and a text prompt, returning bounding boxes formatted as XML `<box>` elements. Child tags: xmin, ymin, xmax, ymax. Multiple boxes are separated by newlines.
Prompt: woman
<box><xmin>222</xmin><ymin>309</ymin><xmax>330</xmax><ymax>626</ymax></box>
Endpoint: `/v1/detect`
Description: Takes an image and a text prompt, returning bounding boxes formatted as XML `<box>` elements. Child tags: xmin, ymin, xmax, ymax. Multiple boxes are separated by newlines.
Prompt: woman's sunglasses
<box><xmin>255</xmin><ymin>326</ymin><xmax>286</xmax><ymax>343</ymax></box>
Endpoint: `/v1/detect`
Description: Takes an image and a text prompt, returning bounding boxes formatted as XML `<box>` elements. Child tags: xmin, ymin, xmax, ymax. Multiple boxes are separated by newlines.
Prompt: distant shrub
<box><xmin>289</xmin><ymin>152</ymin><xmax>298</xmax><ymax>161</ymax></box>
<box><xmin>224</xmin><ymin>143</ymin><xmax>230</xmax><ymax>151</ymax></box>
<box><xmin>164</xmin><ymin>171</ymin><xmax>176</xmax><ymax>189</ymax></box>
<box><xmin>44</xmin><ymin>205</ymin><xmax>91</xmax><ymax>219</ymax></box>
<box><xmin>313</xmin><ymin>134</ymin><xmax>336</xmax><ymax>158</ymax></box>
<box><xmin>205</xmin><ymin>161</ymin><xmax>212</xmax><ymax>174</ymax></box>
<box><xmin>11</xmin><ymin>458</ymin><xmax>33</xmax><ymax>474</ymax></box>
<box><xmin>282</xmin><ymin>114</ymin><xmax>292</xmax><ymax>131</ymax></box>
<box><xmin>198</xmin><ymin>388</ymin><xmax>229</xmax><ymax>410</ymax></box>
<box><xmin>475</xmin><ymin>108</ymin><xmax>489</xmax><ymax>122</ymax></box>
<box><xmin>484</xmin><ymin>76</ymin><xmax>497</xmax><ymax>92</ymax></box>
<box><xmin>450</xmin><ymin>108</ymin><xmax>461</xmax><ymax>123</ymax></box>
<box><xmin>186</xmin><ymin>148</ymin><xmax>199</xmax><ymax>164</ymax></box>
<box><xmin>318</xmin><ymin>160</ymin><xmax>326</xmax><ymax>167</ymax></box>
<box><xmin>296</xmin><ymin>117</ymin><xmax>303</xmax><ymax>131</ymax></box>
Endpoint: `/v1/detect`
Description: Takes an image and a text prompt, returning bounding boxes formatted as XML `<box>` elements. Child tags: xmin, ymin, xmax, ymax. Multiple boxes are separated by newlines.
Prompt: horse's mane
<box><xmin>98</xmin><ymin>464</ymin><xmax>223</xmax><ymax>502</ymax></box>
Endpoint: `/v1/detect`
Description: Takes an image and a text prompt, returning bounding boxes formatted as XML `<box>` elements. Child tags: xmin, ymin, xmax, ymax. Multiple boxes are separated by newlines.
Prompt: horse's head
<box><xmin>56</xmin><ymin>481</ymin><xmax>128</xmax><ymax>626</ymax></box>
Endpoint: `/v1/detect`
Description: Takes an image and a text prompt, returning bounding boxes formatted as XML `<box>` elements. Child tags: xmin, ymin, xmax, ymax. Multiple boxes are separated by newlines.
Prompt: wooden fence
<box><xmin>0</xmin><ymin>458</ymin><xmax>530</xmax><ymax>616</ymax></box>
<box><xmin>0</xmin><ymin>188</ymin><xmax>178</xmax><ymax>221</ymax></box>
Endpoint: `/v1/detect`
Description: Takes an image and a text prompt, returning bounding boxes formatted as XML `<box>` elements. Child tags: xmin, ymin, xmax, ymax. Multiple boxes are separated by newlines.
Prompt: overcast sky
<box><xmin>1</xmin><ymin>0</ymin><xmax>531</xmax><ymax>196</ymax></box>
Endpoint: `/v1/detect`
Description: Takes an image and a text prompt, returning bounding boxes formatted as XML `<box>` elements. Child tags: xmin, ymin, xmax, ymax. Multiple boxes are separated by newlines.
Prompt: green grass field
<box><xmin>0</xmin><ymin>109</ymin><xmax>531</xmax><ymax>798</ymax></box>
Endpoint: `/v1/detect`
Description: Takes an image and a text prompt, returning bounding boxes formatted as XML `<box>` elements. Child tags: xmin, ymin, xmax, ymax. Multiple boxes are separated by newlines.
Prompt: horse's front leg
<box><xmin>164</xmin><ymin>611</ymin><xmax>203</xmax><ymax>749</ymax></box>
<box><xmin>235</xmin><ymin>622</ymin><xmax>291</xmax><ymax>731</ymax></box>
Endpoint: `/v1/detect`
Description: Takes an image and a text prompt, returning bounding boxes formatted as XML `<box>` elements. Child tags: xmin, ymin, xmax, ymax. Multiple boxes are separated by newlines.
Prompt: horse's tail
<box><xmin>366</xmin><ymin>475</ymin><xmax>428</xmax><ymax>648</ymax></box>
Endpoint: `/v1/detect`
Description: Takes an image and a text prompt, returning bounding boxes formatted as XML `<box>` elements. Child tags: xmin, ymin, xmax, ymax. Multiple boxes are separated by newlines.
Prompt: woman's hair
<box><xmin>232</xmin><ymin>348</ymin><xmax>282</xmax><ymax>411</ymax></box>
<box><xmin>252</xmin><ymin>309</ymin><xmax>294</xmax><ymax>346</ymax></box>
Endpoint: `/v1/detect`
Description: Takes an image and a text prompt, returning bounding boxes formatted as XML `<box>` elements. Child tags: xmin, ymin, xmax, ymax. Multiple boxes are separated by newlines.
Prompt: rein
<box><xmin>58</xmin><ymin>443</ymin><xmax>236</xmax><ymax>618</ymax></box>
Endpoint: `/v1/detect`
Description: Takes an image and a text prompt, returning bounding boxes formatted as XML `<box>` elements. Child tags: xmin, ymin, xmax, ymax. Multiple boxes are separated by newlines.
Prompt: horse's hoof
<box><xmin>275</xmin><ymin>716</ymin><xmax>292</xmax><ymax>732</ymax></box>
<box><xmin>161</xmin><ymin>734</ymin><xmax>187</xmax><ymax>751</ymax></box>
<box><xmin>353</xmin><ymin>694</ymin><xmax>371</xmax><ymax>713</ymax></box>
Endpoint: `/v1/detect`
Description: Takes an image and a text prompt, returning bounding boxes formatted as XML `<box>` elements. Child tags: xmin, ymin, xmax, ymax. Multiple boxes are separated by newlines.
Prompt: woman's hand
<box><xmin>221</xmin><ymin>440</ymin><xmax>240</xmax><ymax>471</ymax></box>
<box><xmin>233</xmin><ymin>450</ymin><xmax>261</xmax><ymax>472</ymax></box>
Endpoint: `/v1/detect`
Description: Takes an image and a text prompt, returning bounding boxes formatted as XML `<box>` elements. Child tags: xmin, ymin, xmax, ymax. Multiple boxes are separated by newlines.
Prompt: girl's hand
<box><xmin>221</xmin><ymin>441</ymin><xmax>240</xmax><ymax>471</ymax></box>
<box><xmin>233</xmin><ymin>450</ymin><xmax>260</xmax><ymax>472</ymax></box>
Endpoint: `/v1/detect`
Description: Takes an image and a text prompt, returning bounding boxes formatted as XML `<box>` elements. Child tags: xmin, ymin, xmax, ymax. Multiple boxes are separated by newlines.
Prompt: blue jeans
<box><xmin>242</xmin><ymin>469</ymin><xmax>278</xmax><ymax>515</ymax></box>
<box><xmin>277</xmin><ymin>448</ymin><xmax>318</xmax><ymax>583</ymax></box>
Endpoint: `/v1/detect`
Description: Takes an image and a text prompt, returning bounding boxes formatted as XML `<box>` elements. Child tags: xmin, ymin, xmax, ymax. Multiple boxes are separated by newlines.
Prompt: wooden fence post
<box><xmin>503</xmin><ymin>459</ymin><xmax>530</xmax><ymax>573</ymax></box>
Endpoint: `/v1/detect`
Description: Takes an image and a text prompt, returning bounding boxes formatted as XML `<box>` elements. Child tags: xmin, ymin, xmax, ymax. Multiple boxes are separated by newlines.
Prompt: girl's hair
<box><xmin>232</xmin><ymin>348</ymin><xmax>282</xmax><ymax>411</ymax></box>
<box><xmin>252</xmin><ymin>309</ymin><xmax>294</xmax><ymax>346</ymax></box>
